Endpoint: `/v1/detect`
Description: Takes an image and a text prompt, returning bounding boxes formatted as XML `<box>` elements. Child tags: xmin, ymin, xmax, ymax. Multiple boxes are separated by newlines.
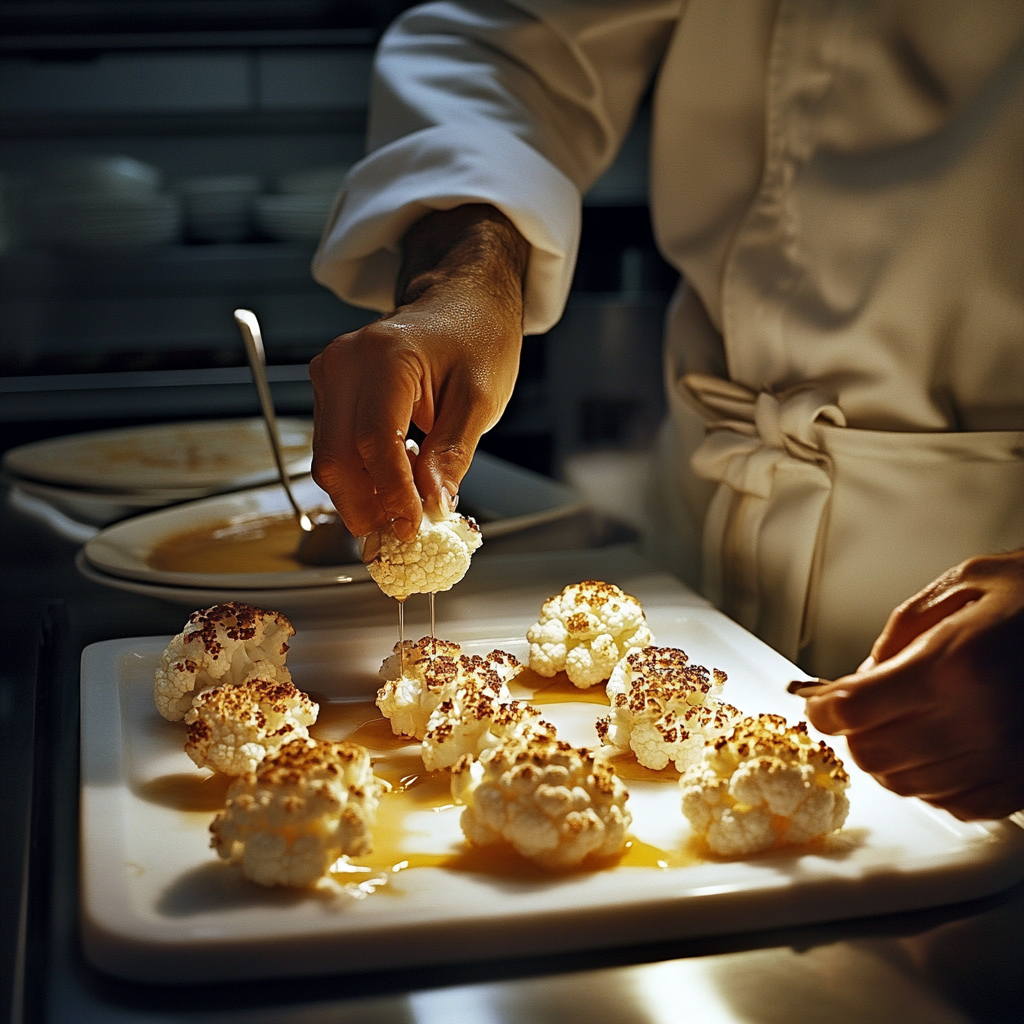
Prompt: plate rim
<box><xmin>2</xmin><ymin>416</ymin><xmax>314</xmax><ymax>492</ymax></box>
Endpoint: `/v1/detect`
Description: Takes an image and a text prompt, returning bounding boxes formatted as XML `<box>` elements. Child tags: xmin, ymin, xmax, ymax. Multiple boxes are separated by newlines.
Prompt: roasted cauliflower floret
<box><xmin>423</xmin><ymin>687</ymin><xmax>545</xmax><ymax>771</ymax></box>
<box><xmin>596</xmin><ymin>646</ymin><xmax>739</xmax><ymax>771</ymax></box>
<box><xmin>210</xmin><ymin>739</ymin><xmax>385</xmax><ymax>888</ymax></box>
<box><xmin>153</xmin><ymin>603</ymin><xmax>294</xmax><ymax>722</ymax></box>
<box><xmin>452</xmin><ymin>722</ymin><xmax>632</xmax><ymax>869</ymax></box>
<box><xmin>680</xmin><ymin>715</ymin><xmax>851</xmax><ymax>857</ymax></box>
<box><xmin>376</xmin><ymin>637</ymin><xmax>519</xmax><ymax>740</ymax></box>
<box><xmin>183</xmin><ymin>679</ymin><xmax>319</xmax><ymax>776</ymax></box>
<box><xmin>366</xmin><ymin>509</ymin><xmax>482</xmax><ymax>599</ymax></box>
<box><xmin>527</xmin><ymin>581</ymin><xmax>652</xmax><ymax>688</ymax></box>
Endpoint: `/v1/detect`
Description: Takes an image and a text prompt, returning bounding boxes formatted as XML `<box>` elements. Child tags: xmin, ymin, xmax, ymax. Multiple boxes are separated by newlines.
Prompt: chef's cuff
<box><xmin>312</xmin><ymin>123</ymin><xmax>581</xmax><ymax>336</ymax></box>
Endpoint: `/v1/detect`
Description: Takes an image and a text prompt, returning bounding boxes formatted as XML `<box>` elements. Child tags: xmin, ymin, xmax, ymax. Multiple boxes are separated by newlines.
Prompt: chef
<box><xmin>308</xmin><ymin>0</ymin><xmax>1023</xmax><ymax>821</ymax></box>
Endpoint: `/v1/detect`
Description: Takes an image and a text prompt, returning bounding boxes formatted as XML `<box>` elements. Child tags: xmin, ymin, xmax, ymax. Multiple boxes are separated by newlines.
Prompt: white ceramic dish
<box><xmin>4</xmin><ymin>417</ymin><xmax>314</xmax><ymax>493</ymax></box>
<box><xmin>75</xmin><ymin>551</ymin><xmax>369</xmax><ymax>612</ymax></box>
<box><xmin>80</xmin><ymin>578</ymin><xmax>1024</xmax><ymax>984</ymax></box>
<box><xmin>82</xmin><ymin>452</ymin><xmax>585</xmax><ymax>591</ymax></box>
<box><xmin>7</xmin><ymin>474</ymin><xmax>228</xmax><ymax>528</ymax></box>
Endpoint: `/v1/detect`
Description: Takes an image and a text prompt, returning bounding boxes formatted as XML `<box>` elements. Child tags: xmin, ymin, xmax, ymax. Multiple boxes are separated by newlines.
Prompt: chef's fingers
<box><xmin>350</xmin><ymin>355</ymin><xmax>424</xmax><ymax>542</ymax></box>
<box><xmin>310</xmin><ymin>346</ymin><xmax>381</xmax><ymax>537</ymax></box>
<box><xmin>804</xmin><ymin>660</ymin><xmax>933</xmax><ymax>736</ymax></box>
<box><xmin>843</xmin><ymin>713</ymin><xmax>978</xmax><ymax>776</ymax></box>
<box><xmin>873</xmin><ymin>748</ymin><xmax>1000</xmax><ymax>802</ymax></box>
<box><xmin>310</xmin><ymin>333</ymin><xmax>423</xmax><ymax>540</ymax></box>
<box><xmin>869</xmin><ymin>572</ymin><xmax>981</xmax><ymax>665</ymax></box>
<box><xmin>415</xmin><ymin>368</ymin><xmax>506</xmax><ymax>516</ymax></box>
<box><xmin>926</xmin><ymin>775</ymin><xmax>1024</xmax><ymax>822</ymax></box>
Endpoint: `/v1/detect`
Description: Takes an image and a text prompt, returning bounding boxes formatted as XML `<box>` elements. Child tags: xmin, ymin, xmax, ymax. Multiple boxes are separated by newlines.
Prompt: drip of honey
<box><xmin>148</xmin><ymin>513</ymin><xmax>335</xmax><ymax>575</ymax></box>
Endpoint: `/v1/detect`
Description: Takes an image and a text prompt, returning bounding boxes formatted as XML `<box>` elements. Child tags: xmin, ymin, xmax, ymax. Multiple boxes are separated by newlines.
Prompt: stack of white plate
<box><xmin>3</xmin><ymin>418</ymin><xmax>314</xmax><ymax>526</ymax></box>
<box><xmin>177</xmin><ymin>175</ymin><xmax>262</xmax><ymax>243</ymax></box>
<box><xmin>255</xmin><ymin>164</ymin><xmax>349</xmax><ymax>243</ymax></box>
<box><xmin>27</xmin><ymin>155</ymin><xmax>182</xmax><ymax>249</ymax></box>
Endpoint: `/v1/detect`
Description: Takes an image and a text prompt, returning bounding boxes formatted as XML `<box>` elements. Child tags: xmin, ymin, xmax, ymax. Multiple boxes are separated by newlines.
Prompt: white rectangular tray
<box><xmin>80</xmin><ymin>577</ymin><xmax>1024</xmax><ymax>984</ymax></box>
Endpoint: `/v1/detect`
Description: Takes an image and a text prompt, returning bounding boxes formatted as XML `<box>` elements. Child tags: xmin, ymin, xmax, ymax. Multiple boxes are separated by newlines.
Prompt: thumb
<box><xmin>415</xmin><ymin>401</ymin><xmax>490</xmax><ymax>517</ymax></box>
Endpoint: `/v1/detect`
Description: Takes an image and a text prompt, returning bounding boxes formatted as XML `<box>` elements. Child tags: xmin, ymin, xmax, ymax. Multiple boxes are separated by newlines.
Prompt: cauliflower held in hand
<box><xmin>153</xmin><ymin>603</ymin><xmax>294</xmax><ymax>721</ymax></box>
<box><xmin>527</xmin><ymin>581</ymin><xmax>652</xmax><ymax>688</ymax></box>
<box><xmin>452</xmin><ymin>722</ymin><xmax>632</xmax><ymax>869</ymax></box>
<box><xmin>423</xmin><ymin>686</ymin><xmax>545</xmax><ymax>771</ymax></box>
<box><xmin>680</xmin><ymin>715</ymin><xmax>850</xmax><ymax>857</ymax></box>
<box><xmin>376</xmin><ymin>637</ymin><xmax>519</xmax><ymax>740</ymax></box>
<box><xmin>366</xmin><ymin>509</ymin><xmax>482</xmax><ymax>599</ymax></box>
<box><xmin>183</xmin><ymin>679</ymin><xmax>319</xmax><ymax>776</ymax></box>
<box><xmin>210</xmin><ymin>739</ymin><xmax>385</xmax><ymax>887</ymax></box>
<box><xmin>597</xmin><ymin>646</ymin><xmax>740</xmax><ymax>771</ymax></box>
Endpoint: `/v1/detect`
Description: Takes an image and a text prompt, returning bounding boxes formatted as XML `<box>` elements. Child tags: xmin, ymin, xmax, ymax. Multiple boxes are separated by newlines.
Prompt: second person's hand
<box><xmin>310</xmin><ymin>204</ymin><xmax>530</xmax><ymax>543</ymax></box>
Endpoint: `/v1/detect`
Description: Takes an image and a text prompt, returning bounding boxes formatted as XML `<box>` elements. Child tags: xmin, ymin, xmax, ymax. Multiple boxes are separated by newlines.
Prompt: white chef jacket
<box><xmin>314</xmin><ymin>0</ymin><xmax>1024</xmax><ymax>677</ymax></box>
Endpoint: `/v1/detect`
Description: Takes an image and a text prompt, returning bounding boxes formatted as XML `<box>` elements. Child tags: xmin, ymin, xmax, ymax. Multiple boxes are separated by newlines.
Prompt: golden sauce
<box><xmin>597</xmin><ymin>751</ymin><xmax>681</xmax><ymax>783</ymax></box>
<box><xmin>141</xmin><ymin>682</ymin><xmax>705</xmax><ymax>886</ymax></box>
<box><xmin>136</xmin><ymin>771</ymin><xmax>232</xmax><ymax>811</ymax></box>
<box><xmin>508</xmin><ymin>669</ymin><xmax>612</xmax><ymax>706</ymax></box>
<box><xmin>148</xmin><ymin>513</ymin><xmax>331</xmax><ymax>575</ymax></box>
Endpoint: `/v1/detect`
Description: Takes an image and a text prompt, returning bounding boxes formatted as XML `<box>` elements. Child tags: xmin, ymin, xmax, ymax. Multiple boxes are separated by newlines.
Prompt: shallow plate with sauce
<box><xmin>82</xmin><ymin>452</ymin><xmax>585</xmax><ymax>591</ymax></box>
<box><xmin>83</xmin><ymin>474</ymin><xmax>367</xmax><ymax>590</ymax></box>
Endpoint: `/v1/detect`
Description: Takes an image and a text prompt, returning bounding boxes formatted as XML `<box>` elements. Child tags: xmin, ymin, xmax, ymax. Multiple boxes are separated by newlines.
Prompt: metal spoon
<box><xmin>233</xmin><ymin>308</ymin><xmax>358</xmax><ymax>567</ymax></box>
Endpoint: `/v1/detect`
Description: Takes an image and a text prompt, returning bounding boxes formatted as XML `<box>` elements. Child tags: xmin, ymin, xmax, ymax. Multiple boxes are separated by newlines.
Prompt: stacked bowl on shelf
<box><xmin>27</xmin><ymin>156</ymin><xmax>182</xmax><ymax>249</ymax></box>
<box><xmin>255</xmin><ymin>165</ymin><xmax>349</xmax><ymax>243</ymax></box>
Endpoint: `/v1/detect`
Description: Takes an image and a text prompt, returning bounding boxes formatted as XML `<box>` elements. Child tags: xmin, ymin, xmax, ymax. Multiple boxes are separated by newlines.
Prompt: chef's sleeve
<box><xmin>312</xmin><ymin>0</ymin><xmax>682</xmax><ymax>335</ymax></box>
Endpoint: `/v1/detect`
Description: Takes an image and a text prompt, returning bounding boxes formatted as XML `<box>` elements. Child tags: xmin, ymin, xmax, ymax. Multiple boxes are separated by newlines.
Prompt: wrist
<box><xmin>396</xmin><ymin>204</ymin><xmax>529</xmax><ymax>315</ymax></box>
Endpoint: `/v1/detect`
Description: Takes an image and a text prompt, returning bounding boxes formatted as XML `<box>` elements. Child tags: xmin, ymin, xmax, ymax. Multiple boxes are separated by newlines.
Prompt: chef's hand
<box><xmin>310</xmin><ymin>204</ymin><xmax>529</xmax><ymax>542</ymax></box>
<box><xmin>804</xmin><ymin>550</ymin><xmax>1024</xmax><ymax>820</ymax></box>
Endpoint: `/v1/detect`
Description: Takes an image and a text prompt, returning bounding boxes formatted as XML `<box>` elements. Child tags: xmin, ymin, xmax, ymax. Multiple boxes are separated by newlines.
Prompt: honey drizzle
<box><xmin>139</xmin><ymin>674</ymin><xmax>704</xmax><ymax>885</ymax></box>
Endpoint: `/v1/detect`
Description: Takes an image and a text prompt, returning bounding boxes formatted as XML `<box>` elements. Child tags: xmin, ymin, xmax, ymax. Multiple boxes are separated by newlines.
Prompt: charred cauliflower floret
<box><xmin>183</xmin><ymin>679</ymin><xmax>319</xmax><ymax>776</ymax></box>
<box><xmin>452</xmin><ymin>722</ymin><xmax>632</xmax><ymax>869</ymax></box>
<box><xmin>376</xmin><ymin>637</ymin><xmax>519</xmax><ymax>740</ymax></box>
<box><xmin>680</xmin><ymin>715</ymin><xmax>851</xmax><ymax>857</ymax></box>
<box><xmin>596</xmin><ymin>646</ymin><xmax>739</xmax><ymax>771</ymax></box>
<box><xmin>210</xmin><ymin>739</ymin><xmax>385</xmax><ymax>888</ymax></box>
<box><xmin>366</xmin><ymin>509</ymin><xmax>482</xmax><ymax>599</ymax></box>
<box><xmin>527</xmin><ymin>581</ymin><xmax>652</xmax><ymax>688</ymax></box>
<box><xmin>153</xmin><ymin>603</ymin><xmax>294</xmax><ymax>722</ymax></box>
<box><xmin>423</xmin><ymin>687</ymin><xmax>545</xmax><ymax>771</ymax></box>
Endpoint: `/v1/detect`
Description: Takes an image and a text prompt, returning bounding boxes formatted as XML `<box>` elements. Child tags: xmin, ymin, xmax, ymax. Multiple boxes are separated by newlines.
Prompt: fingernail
<box><xmin>786</xmin><ymin>678</ymin><xmax>833</xmax><ymax>697</ymax></box>
<box><xmin>857</xmin><ymin>656</ymin><xmax>876</xmax><ymax>672</ymax></box>
<box><xmin>360</xmin><ymin>533</ymin><xmax>381</xmax><ymax>563</ymax></box>
<box><xmin>440</xmin><ymin>486</ymin><xmax>459</xmax><ymax>516</ymax></box>
<box><xmin>405</xmin><ymin>438</ymin><xmax>420</xmax><ymax>457</ymax></box>
<box><xmin>392</xmin><ymin>517</ymin><xmax>417</xmax><ymax>543</ymax></box>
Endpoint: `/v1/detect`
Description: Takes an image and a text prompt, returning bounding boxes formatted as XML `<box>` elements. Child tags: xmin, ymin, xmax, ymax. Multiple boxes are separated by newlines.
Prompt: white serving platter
<box><xmin>4</xmin><ymin>417</ymin><xmax>314</xmax><ymax>493</ymax></box>
<box><xmin>80</xmin><ymin>576</ymin><xmax>1024</xmax><ymax>985</ymax></box>
<box><xmin>82</xmin><ymin>452</ymin><xmax>585</xmax><ymax>591</ymax></box>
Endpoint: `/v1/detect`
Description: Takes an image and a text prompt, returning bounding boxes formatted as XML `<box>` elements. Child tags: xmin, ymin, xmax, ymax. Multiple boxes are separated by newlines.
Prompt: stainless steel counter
<box><xmin>2</xmin><ymin>489</ymin><xmax>1020</xmax><ymax>1024</ymax></box>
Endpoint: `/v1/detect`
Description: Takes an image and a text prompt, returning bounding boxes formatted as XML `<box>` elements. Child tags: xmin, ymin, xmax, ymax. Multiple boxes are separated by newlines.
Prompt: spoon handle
<box><xmin>234</xmin><ymin>309</ymin><xmax>310</xmax><ymax>530</ymax></box>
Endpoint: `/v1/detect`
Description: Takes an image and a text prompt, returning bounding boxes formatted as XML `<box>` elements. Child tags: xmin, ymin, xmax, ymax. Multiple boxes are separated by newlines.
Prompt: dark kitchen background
<box><xmin>0</xmin><ymin>0</ymin><xmax>677</xmax><ymax>481</ymax></box>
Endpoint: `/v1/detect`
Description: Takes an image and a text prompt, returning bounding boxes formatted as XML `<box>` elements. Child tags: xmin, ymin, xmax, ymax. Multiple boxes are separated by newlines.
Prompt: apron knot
<box><xmin>681</xmin><ymin>372</ymin><xmax>846</xmax><ymax>660</ymax></box>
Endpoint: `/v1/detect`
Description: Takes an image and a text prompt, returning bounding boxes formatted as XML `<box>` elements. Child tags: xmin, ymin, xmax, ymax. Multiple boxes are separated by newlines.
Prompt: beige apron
<box><xmin>659</xmin><ymin>365</ymin><xmax>1024</xmax><ymax>679</ymax></box>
